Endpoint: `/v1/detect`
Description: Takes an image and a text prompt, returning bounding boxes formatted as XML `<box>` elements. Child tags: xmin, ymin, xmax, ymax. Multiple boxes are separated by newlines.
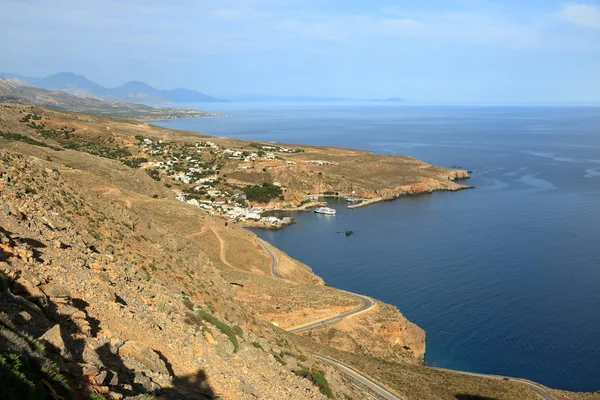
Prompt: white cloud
<box><xmin>557</xmin><ymin>3</ymin><xmax>600</xmax><ymax>28</ymax></box>
<box><xmin>1</xmin><ymin>0</ymin><xmax>599</xmax><ymax>57</ymax></box>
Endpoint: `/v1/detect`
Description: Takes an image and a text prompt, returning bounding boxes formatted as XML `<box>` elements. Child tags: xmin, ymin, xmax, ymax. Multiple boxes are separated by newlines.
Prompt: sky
<box><xmin>1</xmin><ymin>0</ymin><xmax>600</xmax><ymax>103</ymax></box>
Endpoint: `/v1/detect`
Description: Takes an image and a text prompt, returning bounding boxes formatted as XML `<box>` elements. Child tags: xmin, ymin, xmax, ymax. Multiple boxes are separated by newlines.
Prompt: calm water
<box><xmin>156</xmin><ymin>104</ymin><xmax>600</xmax><ymax>392</ymax></box>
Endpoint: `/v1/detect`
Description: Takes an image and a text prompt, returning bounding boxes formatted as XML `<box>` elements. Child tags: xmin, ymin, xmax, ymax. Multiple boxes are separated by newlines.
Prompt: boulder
<box><xmin>204</xmin><ymin>331</ymin><xmax>217</xmax><ymax>345</ymax></box>
<box><xmin>82</xmin><ymin>344</ymin><xmax>103</xmax><ymax>367</ymax></box>
<box><xmin>39</xmin><ymin>283</ymin><xmax>71</xmax><ymax>299</ymax></box>
<box><xmin>58</xmin><ymin>306</ymin><xmax>86</xmax><ymax>320</ymax></box>
<box><xmin>12</xmin><ymin>276</ymin><xmax>47</xmax><ymax>300</ymax></box>
<box><xmin>42</xmin><ymin>216</ymin><xmax>66</xmax><ymax>231</ymax></box>
<box><xmin>94</xmin><ymin>370</ymin><xmax>108</xmax><ymax>385</ymax></box>
<box><xmin>133</xmin><ymin>371</ymin><xmax>154</xmax><ymax>392</ymax></box>
<box><xmin>6</xmin><ymin>203</ymin><xmax>24</xmax><ymax>220</ymax></box>
<box><xmin>80</xmin><ymin>363</ymin><xmax>101</xmax><ymax>376</ymax></box>
<box><xmin>118</xmin><ymin>340</ymin><xmax>169</xmax><ymax>374</ymax></box>
<box><xmin>40</xmin><ymin>324</ymin><xmax>68</xmax><ymax>356</ymax></box>
<box><xmin>14</xmin><ymin>311</ymin><xmax>32</xmax><ymax>325</ymax></box>
<box><xmin>218</xmin><ymin>338</ymin><xmax>235</xmax><ymax>355</ymax></box>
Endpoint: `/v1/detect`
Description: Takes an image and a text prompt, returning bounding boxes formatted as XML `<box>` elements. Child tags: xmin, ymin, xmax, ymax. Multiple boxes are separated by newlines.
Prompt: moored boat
<box><xmin>315</xmin><ymin>206</ymin><xmax>336</xmax><ymax>215</ymax></box>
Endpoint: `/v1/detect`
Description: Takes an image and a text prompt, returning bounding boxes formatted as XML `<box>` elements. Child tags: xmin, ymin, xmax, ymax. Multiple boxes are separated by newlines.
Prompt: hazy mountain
<box><xmin>0</xmin><ymin>72</ymin><xmax>42</xmax><ymax>84</ymax></box>
<box><xmin>35</xmin><ymin>72</ymin><xmax>112</xmax><ymax>97</ymax></box>
<box><xmin>0</xmin><ymin>77</ymin><xmax>207</xmax><ymax>120</ymax></box>
<box><xmin>0</xmin><ymin>72</ymin><xmax>224</xmax><ymax>103</ymax></box>
<box><xmin>111</xmin><ymin>81</ymin><xmax>225</xmax><ymax>103</ymax></box>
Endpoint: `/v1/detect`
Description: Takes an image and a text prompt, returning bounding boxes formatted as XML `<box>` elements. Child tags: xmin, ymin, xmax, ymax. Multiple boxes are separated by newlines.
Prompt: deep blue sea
<box><xmin>156</xmin><ymin>104</ymin><xmax>600</xmax><ymax>392</ymax></box>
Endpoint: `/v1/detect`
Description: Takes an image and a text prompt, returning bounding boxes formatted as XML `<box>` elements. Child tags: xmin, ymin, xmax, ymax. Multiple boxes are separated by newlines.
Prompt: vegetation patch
<box><xmin>123</xmin><ymin>157</ymin><xmax>148</xmax><ymax>168</ymax></box>
<box><xmin>272</xmin><ymin>352</ymin><xmax>287</xmax><ymax>365</ymax></box>
<box><xmin>293</xmin><ymin>367</ymin><xmax>334</xmax><ymax>398</ymax></box>
<box><xmin>0</xmin><ymin>350</ymin><xmax>72</xmax><ymax>400</ymax></box>
<box><xmin>0</xmin><ymin>131</ymin><xmax>59</xmax><ymax>150</ymax></box>
<box><xmin>251</xmin><ymin>341</ymin><xmax>264</xmax><ymax>350</ymax></box>
<box><xmin>197</xmin><ymin>309</ymin><xmax>239</xmax><ymax>352</ymax></box>
<box><xmin>242</xmin><ymin>183</ymin><xmax>283</xmax><ymax>203</ymax></box>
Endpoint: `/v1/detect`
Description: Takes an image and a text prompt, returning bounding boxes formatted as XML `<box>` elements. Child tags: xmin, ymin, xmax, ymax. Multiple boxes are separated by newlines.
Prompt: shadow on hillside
<box><xmin>0</xmin><ymin>229</ymin><xmax>217</xmax><ymax>399</ymax></box>
<box><xmin>455</xmin><ymin>395</ymin><xmax>499</xmax><ymax>400</ymax></box>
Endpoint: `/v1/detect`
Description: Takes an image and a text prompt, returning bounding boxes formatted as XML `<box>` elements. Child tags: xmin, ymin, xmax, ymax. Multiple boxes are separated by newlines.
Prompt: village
<box><xmin>133</xmin><ymin>135</ymin><xmax>336</xmax><ymax>228</ymax></box>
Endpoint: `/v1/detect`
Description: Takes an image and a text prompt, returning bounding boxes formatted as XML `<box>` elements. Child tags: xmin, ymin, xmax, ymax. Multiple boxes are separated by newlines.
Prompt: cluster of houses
<box><xmin>307</xmin><ymin>160</ymin><xmax>336</xmax><ymax>166</ymax></box>
<box><xmin>252</xmin><ymin>144</ymin><xmax>304</xmax><ymax>154</ymax></box>
<box><xmin>136</xmin><ymin>137</ymin><xmax>295</xmax><ymax>227</ymax></box>
<box><xmin>174</xmin><ymin>191</ymin><xmax>291</xmax><ymax>226</ymax></box>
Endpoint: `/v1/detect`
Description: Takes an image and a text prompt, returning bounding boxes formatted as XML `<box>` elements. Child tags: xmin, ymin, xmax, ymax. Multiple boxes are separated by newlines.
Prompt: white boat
<box><xmin>315</xmin><ymin>207</ymin><xmax>336</xmax><ymax>215</ymax></box>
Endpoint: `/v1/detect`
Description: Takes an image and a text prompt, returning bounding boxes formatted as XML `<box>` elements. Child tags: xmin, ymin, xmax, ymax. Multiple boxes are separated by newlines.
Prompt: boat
<box><xmin>315</xmin><ymin>207</ymin><xmax>336</xmax><ymax>215</ymax></box>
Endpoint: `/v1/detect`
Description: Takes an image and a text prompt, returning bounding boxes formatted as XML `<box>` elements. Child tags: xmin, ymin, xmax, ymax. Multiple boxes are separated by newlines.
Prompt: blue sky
<box><xmin>1</xmin><ymin>0</ymin><xmax>600</xmax><ymax>102</ymax></box>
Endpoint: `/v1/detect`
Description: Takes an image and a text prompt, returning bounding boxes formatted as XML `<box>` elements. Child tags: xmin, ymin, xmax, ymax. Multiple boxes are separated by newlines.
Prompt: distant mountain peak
<box><xmin>0</xmin><ymin>72</ymin><xmax>225</xmax><ymax>104</ymax></box>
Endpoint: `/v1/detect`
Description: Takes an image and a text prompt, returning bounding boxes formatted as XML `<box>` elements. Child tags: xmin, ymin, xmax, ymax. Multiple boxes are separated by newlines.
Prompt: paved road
<box><xmin>288</xmin><ymin>291</ymin><xmax>375</xmax><ymax>333</ymax></box>
<box><xmin>258</xmin><ymin>238</ymin><xmax>375</xmax><ymax>331</ymax></box>
<box><xmin>257</xmin><ymin>238</ymin><xmax>283</xmax><ymax>278</ymax></box>
<box><xmin>258</xmin><ymin>237</ymin><xmax>556</xmax><ymax>400</ymax></box>
<box><xmin>312</xmin><ymin>353</ymin><xmax>403</xmax><ymax>400</ymax></box>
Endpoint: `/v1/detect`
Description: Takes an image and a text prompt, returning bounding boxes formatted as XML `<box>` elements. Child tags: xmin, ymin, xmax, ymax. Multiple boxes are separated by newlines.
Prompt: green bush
<box><xmin>123</xmin><ymin>157</ymin><xmax>148</xmax><ymax>168</ymax></box>
<box><xmin>251</xmin><ymin>341</ymin><xmax>264</xmax><ymax>350</ymax></box>
<box><xmin>197</xmin><ymin>309</ymin><xmax>239</xmax><ymax>352</ymax></box>
<box><xmin>294</xmin><ymin>367</ymin><xmax>333</xmax><ymax>398</ymax></box>
<box><xmin>146</xmin><ymin>169</ymin><xmax>161</xmax><ymax>181</ymax></box>
<box><xmin>272</xmin><ymin>352</ymin><xmax>287</xmax><ymax>365</ymax></box>
<box><xmin>0</xmin><ymin>351</ymin><xmax>72</xmax><ymax>400</ymax></box>
<box><xmin>242</xmin><ymin>183</ymin><xmax>283</xmax><ymax>203</ymax></box>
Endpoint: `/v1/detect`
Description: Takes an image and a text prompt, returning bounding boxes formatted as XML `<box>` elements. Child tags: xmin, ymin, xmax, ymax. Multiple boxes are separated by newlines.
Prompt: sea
<box><xmin>155</xmin><ymin>104</ymin><xmax>600</xmax><ymax>392</ymax></box>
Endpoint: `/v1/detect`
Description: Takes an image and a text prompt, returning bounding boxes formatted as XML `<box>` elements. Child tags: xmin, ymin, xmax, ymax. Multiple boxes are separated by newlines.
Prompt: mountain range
<box><xmin>0</xmin><ymin>72</ymin><xmax>225</xmax><ymax>104</ymax></box>
<box><xmin>1</xmin><ymin>71</ymin><xmax>405</xmax><ymax>104</ymax></box>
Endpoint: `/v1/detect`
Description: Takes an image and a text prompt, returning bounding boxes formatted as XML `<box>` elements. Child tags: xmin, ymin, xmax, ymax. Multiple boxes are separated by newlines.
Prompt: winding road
<box><xmin>257</xmin><ymin>237</ymin><xmax>557</xmax><ymax>400</ymax></box>
<box><xmin>312</xmin><ymin>353</ymin><xmax>403</xmax><ymax>400</ymax></box>
<box><xmin>288</xmin><ymin>291</ymin><xmax>374</xmax><ymax>333</ymax></box>
<box><xmin>257</xmin><ymin>238</ymin><xmax>284</xmax><ymax>278</ymax></box>
<box><xmin>257</xmin><ymin>238</ymin><xmax>402</xmax><ymax>399</ymax></box>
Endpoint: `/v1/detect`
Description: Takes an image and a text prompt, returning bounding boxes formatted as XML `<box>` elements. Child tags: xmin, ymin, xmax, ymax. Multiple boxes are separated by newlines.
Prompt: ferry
<box><xmin>315</xmin><ymin>207</ymin><xmax>336</xmax><ymax>215</ymax></box>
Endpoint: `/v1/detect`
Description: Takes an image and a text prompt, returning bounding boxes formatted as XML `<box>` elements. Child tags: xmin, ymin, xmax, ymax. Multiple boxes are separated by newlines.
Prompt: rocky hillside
<box><xmin>0</xmin><ymin>102</ymin><xmax>590</xmax><ymax>400</ymax></box>
<box><xmin>0</xmin><ymin>147</ymin><xmax>365</xmax><ymax>399</ymax></box>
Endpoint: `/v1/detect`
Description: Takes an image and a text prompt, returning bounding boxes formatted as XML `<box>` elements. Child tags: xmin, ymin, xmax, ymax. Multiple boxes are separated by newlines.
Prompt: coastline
<box><xmin>236</xmin><ymin>173</ymin><xmax>472</xmax><ymax>230</ymax></box>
